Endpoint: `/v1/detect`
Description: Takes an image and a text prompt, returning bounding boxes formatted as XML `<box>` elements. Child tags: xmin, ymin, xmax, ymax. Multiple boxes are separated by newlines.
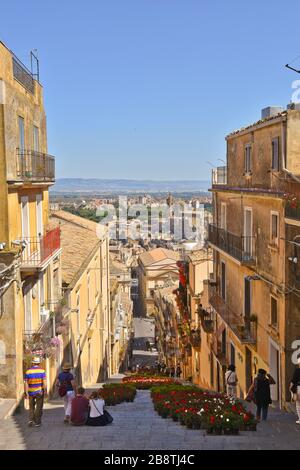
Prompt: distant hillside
<box><xmin>51</xmin><ymin>178</ymin><xmax>210</xmax><ymax>194</ymax></box>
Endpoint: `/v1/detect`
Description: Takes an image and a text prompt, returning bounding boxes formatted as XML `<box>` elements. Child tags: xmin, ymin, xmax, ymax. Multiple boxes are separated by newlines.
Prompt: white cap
<box><xmin>32</xmin><ymin>356</ymin><xmax>41</xmax><ymax>364</ymax></box>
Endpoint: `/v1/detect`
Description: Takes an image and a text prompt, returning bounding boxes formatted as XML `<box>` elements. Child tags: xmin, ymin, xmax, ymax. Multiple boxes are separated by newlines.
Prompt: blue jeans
<box><xmin>256</xmin><ymin>403</ymin><xmax>269</xmax><ymax>420</ymax></box>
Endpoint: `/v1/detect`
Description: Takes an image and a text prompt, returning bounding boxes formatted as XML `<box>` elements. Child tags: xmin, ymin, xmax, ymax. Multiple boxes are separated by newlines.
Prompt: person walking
<box><xmin>253</xmin><ymin>368</ymin><xmax>275</xmax><ymax>422</ymax></box>
<box><xmin>176</xmin><ymin>365</ymin><xmax>182</xmax><ymax>379</ymax></box>
<box><xmin>225</xmin><ymin>364</ymin><xmax>238</xmax><ymax>397</ymax></box>
<box><xmin>70</xmin><ymin>387</ymin><xmax>89</xmax><ymax>426</ymax></box>
<box><xmin>24</xmin><ymin>356</ymin><xmax>47</xmax><ymax>427</ymax></box>
<box><xmin>170</xmin><ymin>366</ymin><xmax>175</xmax><ymax>378</ymax></box>
<box><xmin>290</xmin><ymin>357</ymin><xmax>300</xmax><ymax>424</ymax></box>
<box><xmin>56</xmin><ymin>363</ymin><xmax>76</xmax><ymax>424</ymax></box>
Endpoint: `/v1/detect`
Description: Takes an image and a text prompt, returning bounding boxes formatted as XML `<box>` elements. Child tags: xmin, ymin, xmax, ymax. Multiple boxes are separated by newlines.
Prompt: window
<box><xmin>18</xmin><ymin>116</ymin><xmax>25</xmax><ymax>151</ymax></box>
<box><xmin>33</xmin><ymin>126</ymin><xmax>39</xmax><ymax>152</ymax></box>
<box><xmin>36</xmin><ymin>194</ymin><xmax>43</xmax><ymax>237</ymax></box>
<box><xmin>230</xmin><ymin>343</ymin><xmax>236</xmax><ymax>366</ymax></box>
<box><xmin>271</xmin><ymin>297</ymin><xmax>278</xmax><ymax>326</ymax></box>
<box><xmin>271</xmin><ymin>212</ymin><xmax>279</xmax><ymax>245</ymax></box>
<box><xmin>245</xmin><ymin>145</ymin><xmax>252</xmax><ymax>173</ymax></box>
<box><xmin>244</xmin><ymin>277</ymin><xmax>251</xmax><ymax>319</ymax></box>
<box><xmin>271</xmin><ymin>137</ymin><xmax>279</xmax><ymax>171</ymax></box>
<box><xmin>220</xmin><ymin>202</ymin><xmax>227</xmax><ymax>230</ymax></box>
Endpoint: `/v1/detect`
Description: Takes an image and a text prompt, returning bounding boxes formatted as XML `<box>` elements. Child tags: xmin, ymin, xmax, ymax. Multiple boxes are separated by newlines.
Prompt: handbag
<box><xmin>103</xmin><ymin>409</ymin><xmax>113</xmax><ymax>424</ymax></box>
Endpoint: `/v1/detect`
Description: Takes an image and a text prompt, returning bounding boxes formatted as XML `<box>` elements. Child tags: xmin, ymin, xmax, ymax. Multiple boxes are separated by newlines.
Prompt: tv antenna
<box><xmin>285</xmin><ymin>54</ymin><xmax>300</xmax><ymax>73</ymax></box>
<box><xmin>30</xmin><ymin>49</ymin><xmax>40</xmax><ymax>82</ymax></box>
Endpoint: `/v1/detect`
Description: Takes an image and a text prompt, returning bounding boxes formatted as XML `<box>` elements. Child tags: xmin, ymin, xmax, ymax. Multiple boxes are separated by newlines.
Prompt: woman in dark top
<box><xmin>56</xmin><ymin>363</ymin><xmax>76</xmax><ymax>423</ymax></box>
<box><xmin>253</xmin><ymin>368</ymin><xmax>275</xmax><ymax>422</ymax></box>
<box><xmin>290</xmin><ymin>357</ymin><xmax>300</xmax><ymax>424</ymax></box>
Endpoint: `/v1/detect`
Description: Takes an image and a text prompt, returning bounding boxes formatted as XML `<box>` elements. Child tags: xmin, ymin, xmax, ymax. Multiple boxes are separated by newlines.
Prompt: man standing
<box><xmin>290</xmin><ymin>357</ymin><xmax>300</xmax><ymax>424</ymax></box>
<box><xmin>225</xmin><ymin>364</ymin><xmax>238</xmax><ymax>398</ymax></box>
<box><xmin>24</xmin><ymin>356</ymin><xmax>47</xmax><ymax>427</ymax></box>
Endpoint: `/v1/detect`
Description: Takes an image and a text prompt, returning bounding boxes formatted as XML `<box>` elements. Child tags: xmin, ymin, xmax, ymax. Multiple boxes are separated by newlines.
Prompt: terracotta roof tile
<box><xmin>49</xmin><ymin>210</ymin><xmax>107</xmax><ymax>287</ymax></box>
<box><xmin>139</xmin><ymin>248</ymin><xmax>180</xmax><ymax>267</ymax></box>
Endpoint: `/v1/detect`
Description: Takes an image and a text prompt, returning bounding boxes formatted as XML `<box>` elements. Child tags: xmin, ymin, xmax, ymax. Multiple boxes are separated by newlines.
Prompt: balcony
<box><xmin>12</xmin><ymin>56</ymin><xmax>35</xmax><ymax>94</ymax></box>
<box><xmin>198</xmin><ymin>306</ymin><xmax>215</xmax><ymax>333</ymax></box>
<box><xmin>285</xmin><ymin>205</ymin><xmax>300</xmax><ymax>222</ymax></box>
<box><xmin>19</xmin><ymin>227</ymin><xmax>61</xmax><ymax>271</ymax></box>
<box><xmin>189</xmin><ymin>328</ymin><xmax>201</xmax><ymax>349</ymax></box>
<box><xmin>16</xmin><ymin>149</ymin><xmax>55</xmax><ymax>182</ymax></box>
<box><xmin>208</xmin><ymin>224</ymin><xmax>256</xmax><ymax>265</ymax></box>
<box><xmin>212</xmin><ymin>166</ymin><xmax>227</xmax><ymax>186</ymax></box>
<box><xmin>209</xmin><ymin>286</ymin><xmax>257</xmax><ymax>344</ymax></box>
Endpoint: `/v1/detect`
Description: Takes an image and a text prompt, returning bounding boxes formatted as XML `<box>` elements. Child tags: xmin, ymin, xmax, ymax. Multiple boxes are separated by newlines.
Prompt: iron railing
<box><xmin>285</xmin><ymin>205</ymin><xmax>300</xmax><ymax>221</ymax></box>
<box><xmin>212</xmin><ymin>166</ymin><xmax>227</xmax><ymax>185</ymax></box>
<box><xmin>20</xmin><ymin>227</ymin><xmax>60</xmax><ymax>269</ymax></box>
<box><xmin>16</xmin><ymin>149</ymin><xmax>55</xmax><ymax>181</ymax></box>
<box><xmin>12</xmin><ymin>56</ymin><xmax>35</xmax><ymax>94</ymax></box>
<box><xmin>208</xmin><ymin>224</ymin><xmax>256</xmax><ymax>264</ymax></box>
<box><xmin>209</xmin><ymin>285</ymin><xmax>257</xmax><ymax>344</ymax></box>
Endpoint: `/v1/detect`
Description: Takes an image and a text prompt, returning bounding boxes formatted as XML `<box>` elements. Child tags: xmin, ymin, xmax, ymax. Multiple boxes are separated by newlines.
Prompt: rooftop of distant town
<box><xmin>138</xmin><ymin>247</ymin><xmax>180</xmax><ymax>267</ymax></box>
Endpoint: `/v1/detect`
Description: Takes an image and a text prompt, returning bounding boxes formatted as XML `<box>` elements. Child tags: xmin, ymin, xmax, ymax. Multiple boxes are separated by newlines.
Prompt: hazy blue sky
<box><xmin>1</xmin><ymin>1</ymin><xmax>300</xmax><ymax>180</ymax></box>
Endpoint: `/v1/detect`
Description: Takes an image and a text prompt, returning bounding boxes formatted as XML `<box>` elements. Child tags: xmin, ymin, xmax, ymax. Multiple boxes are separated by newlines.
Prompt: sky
<box><xmin>1</xmin><ymin>0</ymin><xmax>300</xmax><ymax>180</ymax></box>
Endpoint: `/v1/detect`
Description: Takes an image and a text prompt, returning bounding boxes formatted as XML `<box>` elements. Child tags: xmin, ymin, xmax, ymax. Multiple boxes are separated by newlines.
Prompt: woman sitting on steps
<box><xmin>86</xmin><ymin>391</ymin><xmax>113</xmax><ymax>426</ymax></box>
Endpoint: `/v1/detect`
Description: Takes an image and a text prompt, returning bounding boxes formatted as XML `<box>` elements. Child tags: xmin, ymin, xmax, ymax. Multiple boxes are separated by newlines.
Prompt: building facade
<box><xmin>206</xmin><ymin>106</ymin><xmax>300</xmax><ymax>406</ymax></box>
<box><xmin>138</xmin><ymin>248</ymin><xmax>180</xmax><ymax>317</ymax></box>
<box><xmin>0</xmin><ymin>42</ymin><xmax>61</xmax><ymax>401</ymax></box>
<box><xmin>50</xmin><ymin>210</ymin><xmax>110</xmax><ymax>386</ymax></box>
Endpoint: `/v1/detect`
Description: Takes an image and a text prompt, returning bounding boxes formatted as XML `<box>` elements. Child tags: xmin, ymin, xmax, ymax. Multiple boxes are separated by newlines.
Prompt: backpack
<box><xmin>58</xmin><ymin>381</ymin><xmax>68</xmax><ymax>397</ymax></box>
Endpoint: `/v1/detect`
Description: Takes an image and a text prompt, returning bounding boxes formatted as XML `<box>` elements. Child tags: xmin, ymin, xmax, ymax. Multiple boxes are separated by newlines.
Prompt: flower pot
<box><xmin>223</xmin><ymin>428</ymin><xmax>239</xmax><ymax>435</ymax></box>
<box><xmin>246</xmin><ymin>423</ymin><xmax>257</xmax><ymax>431</ymax></box>
<box><xmin>214</xmin><ymin>428</ymin><xmax>223</xmax><ymax>435</ymax></box>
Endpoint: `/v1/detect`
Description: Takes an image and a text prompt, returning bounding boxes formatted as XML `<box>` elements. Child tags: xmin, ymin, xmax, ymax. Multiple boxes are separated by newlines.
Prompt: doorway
<box><xmin>245</xmin><ymin>347</ymin><xmax>252</xmax><ymax>392</ymax></box>
<box><xmin>269</xmin><ymin>340</ymin><xmax>280</xmax><ymax>402</ymax></box>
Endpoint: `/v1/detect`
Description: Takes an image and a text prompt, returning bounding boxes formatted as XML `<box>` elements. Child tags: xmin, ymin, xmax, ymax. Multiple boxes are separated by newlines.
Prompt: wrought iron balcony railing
<box><xmin>12</xmin><ymin>56</ymin><xmax>35</xmax><ymax>94</ymax></box>
<box><xmin>19</xmin><ymin>227</ymin><xmax>60</xmax><ymax>269</ymax></box>
<box><xmin>209</xmin><ymin>285</ymin><xmax>257</xmax><ymax>344</ymax></box>
<box><xmin>285</xmin><ymin>205</ymin><xmax>300</xmax><ymax>221</ymax></box>
<box><xmin>16</xmin><ymin>149</ymin><xmax>55</xmax><ymax>182</ymax></box>
<box><xmin>208</xmin><ymin>224</ymin><xmax>256</xmax><ymax>264</ymax></box>
<box><xmin>212</xmin><ymin>166</ymin><xmax>227</xmax><ymax>185</ymax></box>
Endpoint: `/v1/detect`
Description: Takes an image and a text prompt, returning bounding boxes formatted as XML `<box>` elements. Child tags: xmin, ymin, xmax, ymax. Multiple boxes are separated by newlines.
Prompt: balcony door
<box><xmin>244</xmin><ymin>277</ymin><xmax>251</xmax><ymax>328</ymax></box>
<box><xmin>21</xmin><ymin>196</ymin><xmax>30</xmax><ymax>258</ymax></box>
<box><xmin>243</xmin><ymin>208</ymin><xmax>253</xmax><ymax>258</ymax></box>
<box><xmin>24</xmin><ymin>283</ymin><xmax>32</xmax><ymax>332</ymax></box>
<box><xmin>18</xmin><ymin>116</ymin><xmax>25</xmax><ymax>175</ymax></box>
<box><xmin>36</xmin><ymin>194</ymin><xmax>43</xmax><ymax>237</ymax></box>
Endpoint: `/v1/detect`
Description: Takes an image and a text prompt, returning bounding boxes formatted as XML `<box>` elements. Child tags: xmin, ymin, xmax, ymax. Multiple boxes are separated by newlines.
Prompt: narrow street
<box><xmin>1</xmin><ymin>387</ymin><xmax>300</xmax><ymax>450</ymax></box>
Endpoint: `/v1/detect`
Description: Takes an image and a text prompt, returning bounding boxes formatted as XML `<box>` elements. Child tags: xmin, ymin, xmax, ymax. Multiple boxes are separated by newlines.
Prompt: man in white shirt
<box><xmin>225</xmin><ymin>364</ymin><xmax>238</xmax><ymax>397</ymax></box>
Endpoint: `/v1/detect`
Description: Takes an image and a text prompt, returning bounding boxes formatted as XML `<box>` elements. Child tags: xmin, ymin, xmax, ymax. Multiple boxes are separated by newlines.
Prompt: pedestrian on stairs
<box><xmin>290</xmin><ymin>357</ymin><xmax>300</xmax><ymax>424</ymax></box>
<box><xmin>56</xmin><ymin>363</ymin><xmax>77</xmax><ymax>424</ymax></box>
<box><xmin>24</xmin><ymin>356</ymin><xmax>47</xmax><ymax>428</ymax></box>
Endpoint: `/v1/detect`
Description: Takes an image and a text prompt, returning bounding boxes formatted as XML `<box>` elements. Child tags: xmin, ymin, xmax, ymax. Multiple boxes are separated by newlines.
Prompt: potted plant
<box><xmin>221</xmin><ymin>412</ymin><xmax>241</xmax><ymax>435</ymax></box>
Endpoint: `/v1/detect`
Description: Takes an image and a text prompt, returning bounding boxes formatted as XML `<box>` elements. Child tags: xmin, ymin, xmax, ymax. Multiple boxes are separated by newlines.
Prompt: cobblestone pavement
<box><xmin>1</xmin><ymin>390</ymin><xmax>300</xmax><ymax>450</ymax></box>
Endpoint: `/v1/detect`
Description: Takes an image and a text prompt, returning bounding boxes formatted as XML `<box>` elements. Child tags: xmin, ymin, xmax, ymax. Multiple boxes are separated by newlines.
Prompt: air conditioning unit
<box><xmin>40</xmin><ymin>307</ymin><xmax>50</xmax><ymax>324</ymax></box>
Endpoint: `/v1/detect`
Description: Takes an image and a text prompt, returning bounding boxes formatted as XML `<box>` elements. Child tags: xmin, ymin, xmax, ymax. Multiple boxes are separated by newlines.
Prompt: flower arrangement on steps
<box><xmin>98</xmin><ymin>383</ymin><xmax>137</xmax><ymax>405</ymax></box>
<box><xmin>122</xmin><ymin>375</ymin><xmax>181</xmax><ymax>390</ymax></box>
<box><xmin>151</xmin><ymin>385</ymin><xmax>257</xmax><ymax>435</ymax></box>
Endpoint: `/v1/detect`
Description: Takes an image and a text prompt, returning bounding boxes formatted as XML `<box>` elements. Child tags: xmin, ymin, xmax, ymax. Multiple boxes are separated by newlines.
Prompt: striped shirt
<box><xmin>25</xmin><ymin>366</ymin><xmax>46</xmax><ymax>396</ymax></box>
